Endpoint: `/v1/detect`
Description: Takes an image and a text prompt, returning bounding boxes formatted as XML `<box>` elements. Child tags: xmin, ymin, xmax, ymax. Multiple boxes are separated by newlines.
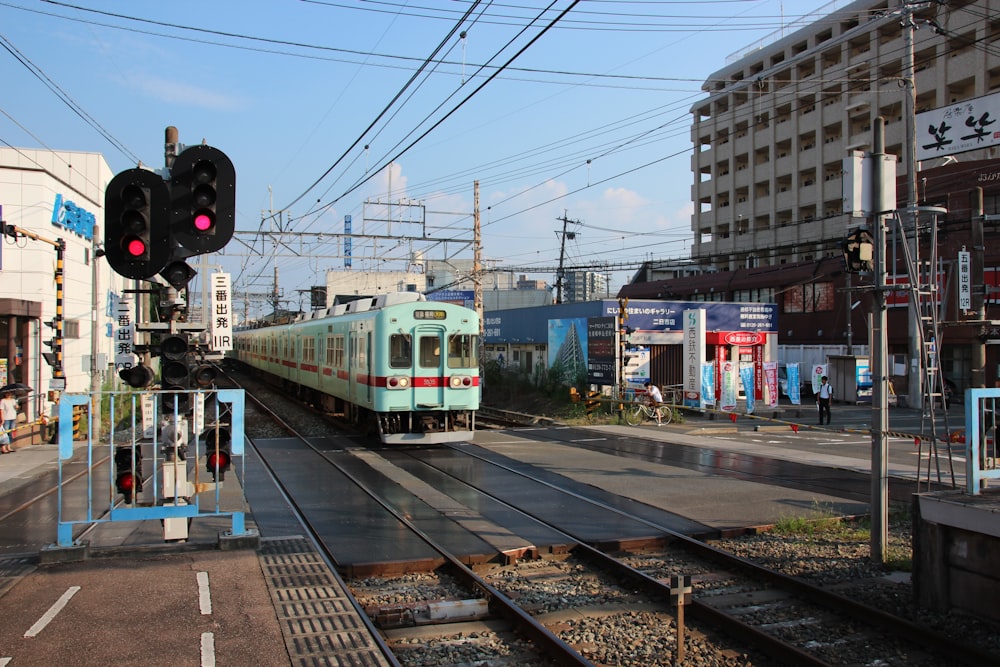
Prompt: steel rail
<box><xmin>437</xmin><ymin>443</ymin><xmax>998</xmax><ymax>666</ymax></box>
<box><xmin>218</xmin><ymin>371</ymin><xmax>402</xmax><ymax>667</ymax></box>
<box><xmin>228</xmin><ymin>370</ymin><xmax>593</xmax><ymax>667</ymax></box>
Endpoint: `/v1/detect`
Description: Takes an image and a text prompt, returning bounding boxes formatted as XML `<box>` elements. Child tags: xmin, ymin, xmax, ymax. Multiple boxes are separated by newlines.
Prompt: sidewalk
<box><xmin>0</xmin><ymin>442</ymin><xmax>62</xmax><ymax>497</ymax></box>
<box><xmin>670</xmin><ymin>398</ymin><xmax>965</xmax><ymax>435</ymax></box>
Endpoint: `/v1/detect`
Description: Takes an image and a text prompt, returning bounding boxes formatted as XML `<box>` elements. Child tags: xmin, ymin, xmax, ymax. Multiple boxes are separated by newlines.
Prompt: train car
<box><xmin>234</xmin><ymin>292</ymin><xmax>479</xmax><ymax>444</ymax></box>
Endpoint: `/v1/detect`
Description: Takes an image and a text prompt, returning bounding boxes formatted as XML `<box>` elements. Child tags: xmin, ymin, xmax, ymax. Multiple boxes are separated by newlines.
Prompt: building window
<box><xmin>782</xmin><ymin>282</ymin><xmax>834</xmax><ymax>313</ymax></box>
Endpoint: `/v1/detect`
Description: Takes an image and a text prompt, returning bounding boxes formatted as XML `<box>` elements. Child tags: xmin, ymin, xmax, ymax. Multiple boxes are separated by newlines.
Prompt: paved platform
<box><xmin>0</xmin><ymin>443</ymin><xmax>394</xmax><ymax>667</ymax></box>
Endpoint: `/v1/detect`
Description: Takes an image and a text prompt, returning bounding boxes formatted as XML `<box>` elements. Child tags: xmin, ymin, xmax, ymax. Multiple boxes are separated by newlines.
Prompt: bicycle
<box><xmin>623</xmin><ymin>401</ymin><xmax>673</xmax><ymax>426</ymax></box>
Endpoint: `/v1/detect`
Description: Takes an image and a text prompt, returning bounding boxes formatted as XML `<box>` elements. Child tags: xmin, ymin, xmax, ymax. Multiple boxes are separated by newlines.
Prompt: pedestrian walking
<box><xmin>816</xmin><ymin>376</ymin><xmax>833</xmax><ymax>425</ymax></box>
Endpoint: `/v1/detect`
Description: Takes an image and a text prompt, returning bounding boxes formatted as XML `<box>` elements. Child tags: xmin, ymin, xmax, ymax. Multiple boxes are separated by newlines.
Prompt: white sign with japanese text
<box><xmin>114</xmin><ymin>297</ymin><xmax>135</xmax><ymax>369</ymax></box>
<box><xmin>916</xmin><ymin>91</ymin><xmax>1000</xmax><ymax>162</ymax></box>
<box><xmin>210</xmin><ymin>273</ymin><xmax>233</xmax><ymax>351</ymax></box>
<box><xmin>958</xmin><ymin>250</ymin><xmax>971</xmax><ymax>311</ymax></box>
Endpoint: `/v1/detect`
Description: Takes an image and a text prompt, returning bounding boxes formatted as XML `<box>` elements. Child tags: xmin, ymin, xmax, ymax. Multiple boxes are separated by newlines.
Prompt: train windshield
<box><xmin>447</xmin><ymin>334</ymin><xmax>478</xmax><ymax>369</ymax></box>
<box><xmin>389</xmin><ymin>334</ymin><xmax>412</xmax><ymax>368</ymax></box>
<box><xmin>419</xmin><ymin>336</ymin><xmax>441</xmax><ymax>368</ymax></box>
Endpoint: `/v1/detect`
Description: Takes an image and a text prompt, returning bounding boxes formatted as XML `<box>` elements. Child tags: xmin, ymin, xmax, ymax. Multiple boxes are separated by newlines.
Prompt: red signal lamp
<box><xmin>113</xmin><ymin>446</ymin><xmax>144</xmax><ymax>504</ymax></box>
<box><xmin>207</xmin><ymin>450</ymin><xmax>231</xmax><ymax>471</ymax></box>
<box><xmin>193</xmin><ymin>211</ymin><xmax>214</xmax><ymax>232</ymax></box>
<box><xmin>118</xmin><ymin>472</ymin><xmax>136</xmax><ymax>493</ymax></box>
<box><xmin>203</xmin><ymin>426</ymin><xmax>232</xmax><ymax>481</ymax></box>
<box><xmin>124</xmin><ymin>236</ymin><xmax>147</xmax><ymax>257</ymax></box>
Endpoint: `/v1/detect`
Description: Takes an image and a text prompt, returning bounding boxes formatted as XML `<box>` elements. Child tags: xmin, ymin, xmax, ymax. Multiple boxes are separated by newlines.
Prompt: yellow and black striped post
<box><xmin>52</xmin><ymin>240</ymin><xmax>66</xmax><ymax>380</ymax></box>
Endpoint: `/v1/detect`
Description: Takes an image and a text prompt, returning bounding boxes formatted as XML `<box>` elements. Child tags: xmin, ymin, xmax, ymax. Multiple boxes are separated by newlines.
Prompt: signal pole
<box><xmin>871</xmin><ymin>119</ymin><xmax>890</xmax><ymax>563</ymax></box>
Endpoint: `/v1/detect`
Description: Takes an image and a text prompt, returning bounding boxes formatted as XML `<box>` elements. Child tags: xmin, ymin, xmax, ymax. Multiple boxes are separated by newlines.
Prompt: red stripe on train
<box><xmin>354</xmin><ymin>374</ymin><xmax>480</xmax><ymax>388</ymax></box>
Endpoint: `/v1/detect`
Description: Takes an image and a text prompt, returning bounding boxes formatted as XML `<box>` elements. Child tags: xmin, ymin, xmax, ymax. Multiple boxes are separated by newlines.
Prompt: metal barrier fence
<box><xmin>966</xmin><ymin>388</ymin><xmax>1000</xmax><ymax>495</ymax></box>
<box><xmin>55</xmin><ymin>389</ymin><xmax>250</xmax><ymax>546</ymax></box>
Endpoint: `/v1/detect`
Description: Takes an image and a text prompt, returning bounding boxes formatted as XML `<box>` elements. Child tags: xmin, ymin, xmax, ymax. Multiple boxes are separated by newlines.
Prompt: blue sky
<box><xmin>1</xmin><ymin>0</ymin><xmax>831</xmax><ymax>310</ymax></box>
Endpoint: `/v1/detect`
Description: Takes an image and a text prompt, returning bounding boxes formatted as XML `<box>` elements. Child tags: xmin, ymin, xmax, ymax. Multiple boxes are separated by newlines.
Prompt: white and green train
<box><xmin>233</xmin><ymin>292</ymin><xmax>479</xmax><ymax>443</ymax></box>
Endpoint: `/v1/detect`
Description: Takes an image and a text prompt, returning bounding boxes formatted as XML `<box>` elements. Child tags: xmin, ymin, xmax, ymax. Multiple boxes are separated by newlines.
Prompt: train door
<box><xmin>414</xmin><ymin>325</ymin><xmax>446</xmax><ymax>407</ymax></box>
<box><xmin>349</xmin><ymin>328</ymin><xmax>373</xmax><ymax>407</ymax></box>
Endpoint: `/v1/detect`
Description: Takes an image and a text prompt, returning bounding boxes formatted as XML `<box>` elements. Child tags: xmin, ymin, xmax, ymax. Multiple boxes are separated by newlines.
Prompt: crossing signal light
<box><xmin>203</xmin><ymin>425</ymin><xmax>232</xmax><ymax>481</ymax></box>
<box><xmin>160</xmin><ymin>259</ymin><xmax>197</xmax><ymax>292</ymax></box>
<box><xmin>104</xmin><ymin>169</ymin><xmax>170</xmax><ymax>279</ymax></box>
<box><xmin>843</xmin><ymin>227</ymin><xmax>874</xmax><ymax>273</ymax></box>
<box><xmin>171</xmin><ymin>145</ymin><xmax>235</xmax><ymax>254</ymax></box>
<box><xmin>41</xmin><ymin>318</ymin><xmax>59</xmax><ymax>367</ymax></box>
<box><xmin>159</xmin><ymin>334</ymin><xmax>191</xmax><ymax>413</ymax></box>
<box><xmin>114</xmin><ymin>445</ymin><xmax>144</xmax><ymax>504</ymax></box>
<box><xmin>193</xmin><ymin>364</ymin><xmax>217</xmax><ymax>388</ymax></box>
<box><xmin>119</xmin><ymin>364</ymin><xmax>155</xmax><ymax>388</ymax></box>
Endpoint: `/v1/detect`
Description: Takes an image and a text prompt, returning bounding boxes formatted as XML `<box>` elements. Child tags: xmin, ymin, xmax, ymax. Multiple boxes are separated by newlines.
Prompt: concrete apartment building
<box><xmin>689</xmin><ymin>0</ymin><xmax>998</xmax><ymax>270</ymax></box>
<box><xmin>622</xmin><ymin>0</ymin><xmax>1000</xmax><ymax>394</ymax></box>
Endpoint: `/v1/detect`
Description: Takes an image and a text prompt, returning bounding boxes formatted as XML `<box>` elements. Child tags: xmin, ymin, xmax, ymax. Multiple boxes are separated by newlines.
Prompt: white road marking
<box><xmin>197</xmin><ymin>571</ymin><xmax>212</xmax><ymax>615</ymax></box>
<box><xmin>201</xmin><ymin>632</ymin><xmax>216</xmax><ymax>667</ymax></box>
<box><xmin>24</xmin><ymin>586</ymin><xmax>80</xmax><ymax>638</ymax></box>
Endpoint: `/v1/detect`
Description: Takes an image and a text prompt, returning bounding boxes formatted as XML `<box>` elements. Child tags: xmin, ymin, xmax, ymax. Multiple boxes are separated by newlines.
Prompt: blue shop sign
<box><xmin>51</xmin><ymin>194</ymin><xmax>95</xmax><ymax>241</ymax></box>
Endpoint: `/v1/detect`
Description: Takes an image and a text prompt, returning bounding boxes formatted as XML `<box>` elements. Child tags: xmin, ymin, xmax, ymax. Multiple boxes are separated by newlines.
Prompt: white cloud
<box><xmin>131</xmin><ymin>74</ymin><xmax>247</xmax><ymax>111</ymax></box>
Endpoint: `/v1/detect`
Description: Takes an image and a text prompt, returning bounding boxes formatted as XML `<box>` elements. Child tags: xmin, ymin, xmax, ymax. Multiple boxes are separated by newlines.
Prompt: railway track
<box><xmin>227</xmin><ymin>366</ymin><xmax>590</xmax><ymax>666</ymax></box>
<box><xmin>226</xmin><ymin>364</ymin><xmax>1000</xmax><ymax>666</ymax></box>
<box><xmin>402</xmin><ymin>445</ymin><xmax>995</xmax><ymax>666</ymax></box>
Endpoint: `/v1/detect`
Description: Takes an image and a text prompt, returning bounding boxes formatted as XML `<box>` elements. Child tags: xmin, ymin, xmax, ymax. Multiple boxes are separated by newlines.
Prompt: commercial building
<box><xmin>0</xmin><ymin>147</ymin><xmax>122</xmax><ymax>424</ymax></box>
<box><xmin>623</xmin><ymin>0</ymin><xmax>1000</xmax><ymax>395</ymax></box>
<box><xmin>689</xmin><ymin>0</ymin><xmax>998</xmax><ymax>269</ymax></box>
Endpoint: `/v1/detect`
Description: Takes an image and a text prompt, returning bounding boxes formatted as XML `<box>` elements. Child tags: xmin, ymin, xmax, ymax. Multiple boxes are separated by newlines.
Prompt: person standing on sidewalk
<box><xmin>1</xmin><ymin>391</ymin><xmax>18</xmax><ymax>453</ymax></box>
<box><xmin>816</xmin><ymin>376</ymin><xmax>833</xmax><ymax>425</ymax></box>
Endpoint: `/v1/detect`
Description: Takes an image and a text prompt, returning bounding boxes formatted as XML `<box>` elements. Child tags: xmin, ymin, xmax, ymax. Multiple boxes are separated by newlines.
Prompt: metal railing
<box><xmin>54</xmin><ymin>388</ymin><xmax>250</xmax><ymax>546</ymax></box>
<box><xmin>965</xmin><ymin>388</ymin><xmax>1000</xmax><ymax>495</ymax></box>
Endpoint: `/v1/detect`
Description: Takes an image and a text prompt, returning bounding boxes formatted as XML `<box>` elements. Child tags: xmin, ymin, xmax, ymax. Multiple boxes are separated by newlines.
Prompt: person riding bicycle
<box><xmin>644</xmin><ymin>381</ymin><xmax>664</xmax><ymax>426</ymax></box>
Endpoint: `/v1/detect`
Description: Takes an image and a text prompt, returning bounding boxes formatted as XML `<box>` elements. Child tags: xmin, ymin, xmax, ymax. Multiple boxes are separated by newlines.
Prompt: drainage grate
<box><xmin>259</xmin><ymin>537</ymin><xmax>393</xmax><ymax>667</ymax></box>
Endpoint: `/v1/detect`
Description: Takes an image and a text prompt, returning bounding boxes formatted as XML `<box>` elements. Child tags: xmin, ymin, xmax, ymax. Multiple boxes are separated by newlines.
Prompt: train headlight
<box><xmin>387</xmin><ymin>376</ymin><xmax>410</xmax><ymax>389</ymax></box>
<box><xmin>449</xmin><ymin>375</ymin><xmax>473</xmax><ymax>389</ymax></box>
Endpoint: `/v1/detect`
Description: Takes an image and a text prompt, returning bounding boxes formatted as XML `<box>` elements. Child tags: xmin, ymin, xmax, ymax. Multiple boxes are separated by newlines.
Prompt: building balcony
<box><xmin>945</xmin><ymin>49</ymin><xmax>979</xmax><ymax>80</ymax></box>
<box><xmin>713</xmin><ymin>172</ymin><xmax>732</xmax><ymax>193</ymax></box>
<box><xmin>776</xmin><ymin>188</ymin><xmax>796</xmax><ymax>211</ymax></box>
<box><xmin>823</xmin><ymin>178</ymin><xmax>843</xmax><ymax>201</ymax></box>
<box><xmin>774</xmin><ymin>118</ymin><xmax>794</xmax><ymax>142</ymax></box>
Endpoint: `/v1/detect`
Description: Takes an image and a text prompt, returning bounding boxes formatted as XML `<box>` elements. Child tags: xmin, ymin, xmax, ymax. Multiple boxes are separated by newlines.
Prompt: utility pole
<box><xmin>902</xmin><ymin>0</ymin><xmax>925</xmax><ymax>409</ymax></box>
<box><xmin>473</xmin><ymin>181</ymin><xmax>482</xmax><ymax>335</ymax></box>
<box><xmin>555</xmin><ymin>212</ymin><xmax>581</xmax><ymax>304</ymax></box>
<box><xmin>871</xmin><ymin>119</ymin><xmax>890</xmax><ymax>563</ymax></box>
<box><xmin>273</xmin><ymin>265</ymin><xmax>280</xmax><ymax>316</ymax></box>
<box><xmin>970</xmin><ymin>188</ymin><xmax>986</xmax><ymax>389</ymax></box>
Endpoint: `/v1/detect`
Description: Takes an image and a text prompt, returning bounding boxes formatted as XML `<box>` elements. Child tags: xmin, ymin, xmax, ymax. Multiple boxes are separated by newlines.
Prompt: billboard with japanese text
<box><xmin>916</xmin><ymin>91</ymin><xmax>1000</xmax><ymax>161</ymax></box>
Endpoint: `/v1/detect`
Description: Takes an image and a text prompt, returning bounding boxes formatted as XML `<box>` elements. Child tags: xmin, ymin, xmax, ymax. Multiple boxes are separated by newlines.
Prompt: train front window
<box><xmin>419</xmin><ymin>336</ymin><xmax>441</xmax><ymax>368</ymax></box>
<box><xmin>390</xmin><ymin>334</ymin><xmax>412</xmax><ymax>368</ymax></box>
<box><xmin>448</xmin><ymin>334</ymin><xmax>478</xmax><ymax>368</ymax></box>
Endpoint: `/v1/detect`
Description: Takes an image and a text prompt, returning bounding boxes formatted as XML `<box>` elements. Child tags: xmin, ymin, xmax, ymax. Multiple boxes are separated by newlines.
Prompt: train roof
<box><xmin>237</xmin><ymin>292</ymin><xmax>431</xmax><ymax>331</ymax></box>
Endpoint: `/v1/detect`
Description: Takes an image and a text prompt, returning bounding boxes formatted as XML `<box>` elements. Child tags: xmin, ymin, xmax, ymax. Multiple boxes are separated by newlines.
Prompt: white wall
<box><xmin>0</xmin><ymin>147</ymin><xmax>121</xmax><ymax>410</ymax></box>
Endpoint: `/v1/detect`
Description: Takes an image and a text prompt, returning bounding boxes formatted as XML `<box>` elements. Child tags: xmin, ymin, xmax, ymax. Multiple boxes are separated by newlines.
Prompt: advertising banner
<box><xmin>700</xmin><ymin>362</ymin><xmax>716</xmax><ymax>410</ymax></box>
<box><xmin>787</xmin><ymin>363</ymin><xmax>801</xmax><ymax>405</ymax></box>
<box><xmin>720</xmin><ymin>361</ymin><xmax>738</xmax><ymax>412</ymax></box>
<box><xmin>764</xmin><ymin>361</ymin><xmax>778</xmax><ymax>408</ymax></box>
<box><xmin>683</xmin><ymin>309</ymin><xmax>706</xmax><ymax>408</ymax></box>
<box><xmin>740</xmin><ymin>364</ymin><xmax>756</xmax><ymax>414</ymax></box>
<box><xmin>586</xmin><ymin>317</ymin><xmax>617</xmax><ymax>385</ymax></box>
<box><xmin>811</xmin><ymin>363</ymin><xmax>829</xmax><ymax>395</ymax></box>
